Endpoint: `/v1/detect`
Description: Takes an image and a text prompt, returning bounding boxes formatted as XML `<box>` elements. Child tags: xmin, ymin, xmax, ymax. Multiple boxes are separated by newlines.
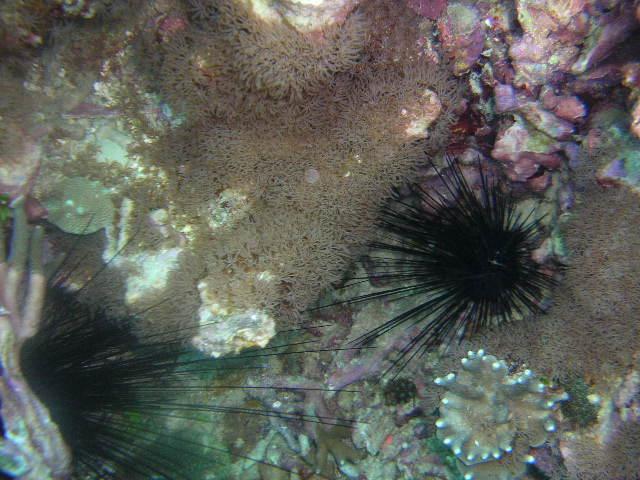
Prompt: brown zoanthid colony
<box><xmin>74</xmin><ymin>0</ymin><xmax>463</xmax><ymax>354</ymax></box>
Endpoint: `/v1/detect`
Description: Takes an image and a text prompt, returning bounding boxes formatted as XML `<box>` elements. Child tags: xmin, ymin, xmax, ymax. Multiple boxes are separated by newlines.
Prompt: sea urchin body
<box><xmin>345</xmin><ymin>157</ymin><xmax>555</xmax><ymax>372</ymax></box>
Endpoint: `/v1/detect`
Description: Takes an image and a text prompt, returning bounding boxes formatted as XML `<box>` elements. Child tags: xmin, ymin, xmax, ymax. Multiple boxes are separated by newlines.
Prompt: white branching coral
<box><xmin>434</xmin><ymin>350</ymin><xmax>568</xmax><ymax>480</ymax></box>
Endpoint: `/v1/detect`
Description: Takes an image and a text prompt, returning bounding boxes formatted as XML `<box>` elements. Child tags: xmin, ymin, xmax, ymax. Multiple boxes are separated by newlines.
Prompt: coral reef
<box><xmin>434</xmin><ymin>350</ymin><xmax>567</xmax><ymax>480</ymax></box>
<box><xmin>2</xmin><ymin>0</ymin><xmax>640</xmax><ymax>478</ymax></box>
<box><xmin>459</xmin><ymin>152</ymin><xmax>640</xmax><ymax>479</ymax></box>
<box><xmin>469</xmin><ymin>163</ymin><xmax>640</xmax><ymax>383</ymax></box>
<box><xmin>156</xmin><ymin>58</ymin><xmax>460</xmax><ymax>334</ymax></box>
<box><xmin>0</xmin><ymin>200</ymin><xmax>361</xmax><ymax>480</ymax></box>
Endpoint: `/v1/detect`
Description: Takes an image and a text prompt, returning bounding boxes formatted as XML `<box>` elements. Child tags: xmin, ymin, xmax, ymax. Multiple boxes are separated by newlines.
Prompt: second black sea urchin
<box><xmin>343</xmin><ymin>156</ymin><xmax>556</xmax><ymax>372</ymax></box>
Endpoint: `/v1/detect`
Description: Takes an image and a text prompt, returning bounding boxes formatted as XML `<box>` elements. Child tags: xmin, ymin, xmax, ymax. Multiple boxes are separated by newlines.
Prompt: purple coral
<box><xmin>438</xmin><ymin>2</ymin><xmax>486</xmax><ymax>75</ymax></box>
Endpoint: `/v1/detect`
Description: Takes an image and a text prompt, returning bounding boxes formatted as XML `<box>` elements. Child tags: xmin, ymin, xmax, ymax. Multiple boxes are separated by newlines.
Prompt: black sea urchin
<box><xmin>343</xmin><ymin>156</ymin><xmax>555</xmax><ymax>373</ymax></box>
<box><xmin>17</xmin><ymin>291</ymin><xmax>354</xmax><ymax>480</ymax></box>
<box><xmin>21</xmin><ymin>288</ymin><xmax>353</xmax><ymax>479</ymax></box>
<box><xmin>1</xmin><ymin>202</ymin><xmax>354</xmax><ymax>480</ymax></box>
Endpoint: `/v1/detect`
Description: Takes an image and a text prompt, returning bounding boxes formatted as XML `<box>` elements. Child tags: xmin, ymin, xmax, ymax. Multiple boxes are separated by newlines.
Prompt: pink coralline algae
<box><xmin>494</xmin><ymin>85</ymin><xmax>586</xmax><ymax>138</ymax></box>
<box><xmin>570</xmin><ymin>63</ymin><xmax>623</xmax><ymax>95</ymax></box>
<box><xmin>494</xmin><ymin>84</ymin><xmax>520</xmax><ymax>113</ymax></box>
<box><xmin>438</xmin><ymin>2</ymin><xmax>486</xmax><ymax>75</ymax></box>
<box><xmin>492</xmin><ymin>84</ymin><xmax>587</xmax><ymax>135</ymax></box>
<box><xmin>540</xmin><ymin>87</ymin><xmax>588</xmax><ymax>122</ymax></box>
<box><xmin>490</xmin><ymin>82</ymin><xmax>588</xmax><ymax>185</ymax></box>
<box><xmin>518</xmin><ymin>101</ymin><xmax>575</xmax><ymax>140</ymax></box>
<box><xmin>491</xmin><ymin>118</ymin><xmax>566</xmax><ymax>182</ymax></box>
<box><xmin>570</xmin><ymin>6</ymin><xmax>638</xmax><ymax>75</ymax></box>
<box><xmin>509</xmin><ymin>0</ymin><xmax>590</xmax><ymax>87</ymax></box>
<box><xmin>509</xmin><ymin>0</ymin><xmax>637</xmax><ymax>88</ymax></box>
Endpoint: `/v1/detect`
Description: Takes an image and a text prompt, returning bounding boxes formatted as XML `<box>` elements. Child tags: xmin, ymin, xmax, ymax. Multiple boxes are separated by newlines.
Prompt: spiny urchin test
<box><xmin>343</xmin><ymin>156</ymin><xmax>556</xmax><ymax>372</ymax></box>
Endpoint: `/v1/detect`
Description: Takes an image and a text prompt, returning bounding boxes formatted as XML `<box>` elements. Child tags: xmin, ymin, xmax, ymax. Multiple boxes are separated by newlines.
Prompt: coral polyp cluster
<box><xmin>434</xmin><ymin>350</ymin><xmax>568</xmax><ymax>480</ymax></box>
<box><xmin>155</xmin><ymin>0</ymin><xmax>366</xmax><ymax>119</ymax></box>
<box><xmin>126</xmin><ymin>0</ymin><xmax>464</xmax><ymax>349</ymax></box>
